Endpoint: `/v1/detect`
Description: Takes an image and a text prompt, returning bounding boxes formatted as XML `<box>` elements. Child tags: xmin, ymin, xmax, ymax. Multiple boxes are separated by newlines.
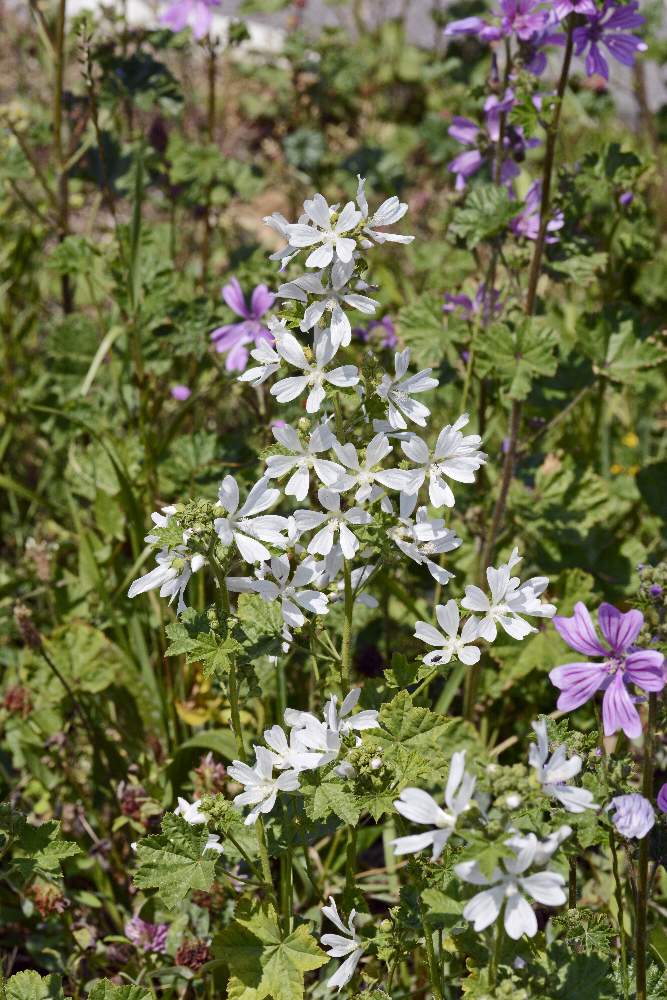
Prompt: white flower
<box><xmin>278</xmin><ymin>263</ymin><xmax>378</xmax><ymax>350</ymax></box>
<box><xmin>285</xmin><ymin>688</ymin><xmax>379</xmax><ymax>759</ymax></box>
<box><xmin>247</xmin><ymin>554</ymin><xmax>330</xmax><ymax>628</ymax></box>
<box><xmin>388</xmin><ymin>492</ymin><xmax>461</xmax><ymax>586</ymax></box>
<box><xmin>400</xmin><ymin>415</ymin><xmax>487</xmax><ymax>507</ymax></box>
<box><xmin>174</xmin><ymin>796</ymin><xmax>207</xmax><ymax>824</ymax></box>
<box><xmin>376</xmin><ymin>348</ymin><xmax>439</xmax><ymax>430</ymax></box>
<box><xmin>271</xmin><ymin>328</ymin><xmax>360</xmax><ymax>413</ymax></box>
<box><xmin>529</xmin><ymin>719</ymin><xmax>597</xmax><ymax>813</ymax></box>
<box><xmin>144</xmin><ymin>504</ymin><xmax>178</xmax><ymax>542</ymax></box>
<box><xmin>356</xmin><ymin>176</ymin><xmax>414</xmax><ymax>246</ymax></box>
<box><xmin>294</xmin><ymin>488</ymin><xmax>371</xmax><ymax>560</ymax></box>
<box><xmin>321</xmin><ymin>896</ymin><xmax>365</xmax><ymax>991</ymax></box>
<box><xmin>265</xmin><ymin>422</ymin><xmax>344</xmax><ymax>501</ymax></box>
<box><xmin>285</xmin><ymin>194</ymin><xmax>362</xmax><ymax>269</ymax></box>
<box><xmin>461</xmin><ymin>548</ymin><xmax>556</xmax><ymax>642</ymax></box>
<box><xmin>330</xmin><ymin>432</ymin><xmax>404</xmax><ymax>502</ymax></box>
<box><xmin>263</xmin><ymin>724</ymin><xmax>328</xmax><ymax>772</ymax></box>
<box><xmin>391</xmin><ymin>750</ymin><xmax>475</xmax><ymax>859</ymax></box>
<box><xmin>414</xmin><ymin>601</ymin><xmax>482</xmax><ymax>667</ymax></box>
<box><xmin>214</xmin><ymin>476</ymin><xmax>287</xmax><ymax>564</ymax></box>
<box><xmin>128</xmin><ymin>547</ymin><xmax>206</xmax><ymax>615</ymax></box>
<box><xmin>228</xmin><ymin>747</ymin><xmax>300</xmax><ymax>825</ymax></box>
<box><xmin>203</xmin><ymin>834</ymin><xmax>224</xmax><ymax>854</ymax></box>
<box><xmin>455</xmin><ymin>826</ymin><xmax>571</xmax><ymax>940</ymax></box>
<box><xmin>238</xmin><ymin>338</ymin><xmax>282</xmax><ymax>387</ymax></box>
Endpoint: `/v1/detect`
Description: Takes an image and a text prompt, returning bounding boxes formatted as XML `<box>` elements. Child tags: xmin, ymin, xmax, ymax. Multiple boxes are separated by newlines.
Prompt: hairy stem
<box><xmin>341</xmin><ymin>559</ymin><xmax>353</xmax><ymax>692</ymax></box>
<box><xmin>53</xmin><ymin>0</ymin><xmax>72</xmax><ymax>312</ymax></box>
<box><xmin>479</xmin><ymin>19</ymin><xmax>575</xmax><ymax>575</ymax></box>
<box><xmin>609</xmin><ymin>829</ymin><xmax>629</xmax><ymax>999</ymax></box>
<box><xmin>636</xmin><ymin>692</ymin><xmax>657</xmax><ymax>1000</ymax></box>
<box><xmin>418</xmin><ymin>896</ymin><xmax>443</xmax><ymax>1000</ymax></box>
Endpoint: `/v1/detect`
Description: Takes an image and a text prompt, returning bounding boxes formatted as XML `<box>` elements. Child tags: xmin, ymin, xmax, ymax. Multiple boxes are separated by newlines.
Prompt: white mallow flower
<box><xmin>529</xmin><ymin>719</ymin><xmax>597</xmax><ymax>813</ymax></box>
<box><xmin>356</xmin><ymin>175</ymin><xmax>414</xmax><ymax>247</ymax></box>
<box><xmin>455</xmin><ymin>826</ymin><xmax>571</xmax><ymax>940</ymax></box>
<box><xmin>293</xmin><ymin>488</ymin><xmax>371</xmax><ymax>560</ymax></box>
<box><xmin>391</xmin><ymin>750</ymin><xmax>475</xmax><ymax>860</ymax></box>
<box><xmin>228</xmin><ymin>747</ymin><xmax>300</xmax><ymax>825</ymax></box>
<box><xmin>174</xmin><ymin>796</ymin><xmax>207</xmax><ymax>824</ymax></box>
<box><xmin>331</xmin><ymin>433</ymin><xmax>405</xmax><ymax>502</ymax></box>
<box><xmin>271</xmin><ymin>328</ymin><xmax>360</xmax><ymax>413</ymax></box>
<box><xmin>128</xmin><ymin>547</ymin><xmax>206</xmax><ymax>615</ymax></box>
<box><xmin>243</xmin><ymin>554</ymin><xmax>330</xmax><ymax>628</ymax></box>
<box><xmin>263</xmin><ymin>724</ymin><xmax>329</xmax><ymax>772</ymax></box>
<box><xmin>388</xmin><ymin>492</ymin><xmax>462</xmax><ymax>587</ymax></box>
<box><xmin>144</xmin><ymin>504</ymin><xmax>178</xmax><ymax>542</ymax></box>
<box><xmin>414</xmin><ymin>601</ymin><xmax>482</xmax><ymax>667</ymax></box>
<box><xmin>285</xmin><ymin>688</ymin><xmax>379</xmax><ymax>759</ymax></box>
<box><xmin>400</xmin><ymin>415</ymin><xmax>487</xmax><ymax>507</ymax></box>
<box><xmin>461</xmin><ymin>547</ymin><xmax>556</xmax><ymax>642</ymax></box>
<box><xmin>238</xmin><ymin>339</ymin><xmax>282</xmax><ymax>387</ymax></box>
<box><xmin>265</xmin><ymin>422</ymin><xmax>345</xmax><ymax>501</ymax></box>
<box><xmin>375</xmin><ymin>348</ymin><xmax>438</xmax><ymax>430</ymax></box>
<box><xmin>284</xmin><ymin>193</ymin><xmax>362</xmax><ymax>269</ymax></box>
<box><xmin>214</xmin><ymin>476</ymin><xmax>287</xmax><ymax>565</ymax></box>
<box><xmin>278</xmin><ymin>262</ymin><xmax>378</xmax><ymax>350</ymax></box>
<box><xmin>321</xmin><ymin>896</ymin><xmax>365</xmax><ymax>991</ymax></box>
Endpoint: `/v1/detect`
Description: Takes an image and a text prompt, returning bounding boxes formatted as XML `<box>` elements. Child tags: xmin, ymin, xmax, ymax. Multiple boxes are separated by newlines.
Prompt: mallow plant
<box><xmin>117</xmin><ymin>177</ymin><xmax>665</xmax><ymax>1000</ymax></box>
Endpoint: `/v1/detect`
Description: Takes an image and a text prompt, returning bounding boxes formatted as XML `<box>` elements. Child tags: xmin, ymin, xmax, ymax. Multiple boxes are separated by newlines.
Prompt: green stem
<box><xmin>256</xmin><ymin>817</ymin><xmax>278</xmax><ymax>906</ymax></box>
<box><xmin>345</xmin><ymin>826</ymin><xmax>357</xmax><ymax>895</ymax></box>
<box><xmin>489</xmin><ymin>911</ymin><xmax>505</xmax><ymax>992</ymax></box>
<box><xmin>418</xmin><ymin>896</ymin><xmax>443</xmax><ymax>1000</ymax></box>
<box><xmin>478</xmin><ymin>19</ymin><xmax>575</xmax><ymax>576</ymax></box>
<box><xmin>53</xmin><ymin>0</ymin><xmax>72</xmax><ymax>312</ymax></box>
<box><xmin>341</xmin><ymin>559</ymin><xmax>353</xmax><ymax>692</ymax></box>
<box><xmin>636</xmin><ymin>692</ymin><xmax>657</xmax><ymax>1000</ymax></box>
<box><xmin>609</xmin><ymin>829</ymin><xmax>629</xmax><ymax>999</ymax></box>
<box><xmin>568</xmin><ymin>856</ymin><xmax>577</xmax><ymax>909</ymax></box>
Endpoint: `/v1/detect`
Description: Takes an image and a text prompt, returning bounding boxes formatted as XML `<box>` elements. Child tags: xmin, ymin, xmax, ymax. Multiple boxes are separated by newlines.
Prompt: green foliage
<box><xmin>476</xmin><ymin>319</ymin><xmax>558</xmax><ymax>400</ymax></box>
<box><xmin>132</xmin><ymin>814</ymin><xmax>219</xmax><ymax>908</ymax></box>
<box><xmin>450</xmin><ymin>185</ymin><xmax>520</xmax><ymax>246</ymax></box>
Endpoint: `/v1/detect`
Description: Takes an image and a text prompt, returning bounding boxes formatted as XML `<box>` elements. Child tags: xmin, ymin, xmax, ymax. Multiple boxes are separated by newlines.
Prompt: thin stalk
<box><xmin>53</xmin><ymin>0</ymin><xmax>72</xmax><ymax>312</ymax></box>
<box><xmin>341</xmin><ymin>559</ymin><xmax>354</xmax><ymax>692</ymax></box>
<box><xmin>479</xmin><ymin>19</ymin><xmax>575</xmax><ymax>575</ymax></box>
<box><xmin>568</xmin><ymin>856</ymin><xmax>577</xmax><ymax>909</ymax></box>
<box><xmin>418</xmin><ymin>896</ymin><xmax>443</xmax><ymax>1000</ymax></box>
<box><xmin>256</xmin><ymin>817</ymin><xmax>278</xmax><ymax>907</ymax></box>
<box><xmin>201</xmin><ymin>38</ymin><xmax>217</xmax><ymax>288</ymax></box>
<box><xmin>609</xmin><ymin>829</ymin><xmax>629</xmax><ymax>999</ymax></box>
<box><xmin>636</xmin><ymin>693</ymin><xmax>657</xmax><ymax>1000</ymax></box>
<box><xmin>39</xmin><ymin>645</ymin><xmax>95</xmax><ymax>742</ymax></box>
<box><xmin>489</xmin><ymin>911</ymin><xmax>505</xmax><ymax>991</ymax></box>
<box><xmin>345</xmin><ymin>826</ymin><xmax>357</xmax><ymax>895</ymax></box>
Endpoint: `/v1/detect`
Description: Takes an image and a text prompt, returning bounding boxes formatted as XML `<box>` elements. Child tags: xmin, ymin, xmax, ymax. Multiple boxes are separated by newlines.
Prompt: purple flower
<box><xmin>210</xmin><ymin>278</ymin><xmax>275</xmax><ymax>372</ymax></box>
<box><xmin>445</xmin><ymin>0</ymin><xmax>548</xmax><ymax>42</ymax></box>
<box><xmin>161</xmin><ymin>0</ymin><xmax>221</xmax><ymax>39</ymax></box>
<box><xmin>353</xmin><ymin>315</ymin><xmax>397</xmax><ymax>349</ymax></box>
<box><xmin>125</xmin><ymin>916</ymin><xmax>169</xmax><ymax>954</ymax></box>
<box><xmin>511</xmin><ymin>180</ymin><xmax>564</xmax><ymax>243</ymax></box>
<box><xmin>444</xmin><ymin>283</ymin><xmax>502</xmax><ymax>323</ymax></box>
<box><xmin>171</xmin><ymin>384</ymin><xmax>191</xmax><ymax>401</ymax></box>
<box><xmin>553</xmin><ymin>0</ymin><xmax>597</xmax><ymax>20</ymax></box>
<box><xmin>572</xmin><ymin>1</ymin><xmax>647</xmax><ymax>81</ymax></box>
<box><xmin>657</xmin><ymin>782</ymin><xmax>667</xmax><ymax>814</ymax></box>
<box><xmin>609</xmin><ymin>793</ymin><xmax>655</xmax><ymax>839</ymax></box>
<box><xmin>649</xmin><ymin>583</ymin><xmax>663</xmax><ymax>598</ymax></box>
<box><xmin>448</xmin><ymin>90</ymin><xmax>534</xmax><ymax>191</ymax></box>
<box><xmin>549</xmin><ymin>602</ymin><xmax>665</xmax><ymax>740</ymax></box>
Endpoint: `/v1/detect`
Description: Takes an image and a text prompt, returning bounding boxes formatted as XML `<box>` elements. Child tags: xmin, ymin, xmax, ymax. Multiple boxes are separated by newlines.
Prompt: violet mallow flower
<box><xmin>353</xmin><ymin>315</ymin><xmax>398</xmax><ymax>349</ymax></box>
<box><xmin>447</xmin><ymin>92</ymin><xmax>524</xmax><ymax>192</ymax></box>
<box><xmin>125</xmin><ymin>915</ymin><xmax>169</xmax><ymax>954</ymax></box>
<box><xmin>511</xmin><ymin>180</ymin><xmax>563</xmax><ymax>243</ymax></box>
<box><xmin>445</xmin><ymin>0</ymin><xmax>548</xmax><ymax>44</ymax></box>
<box><xmin>553</xmin><ymin>0</ymin><xmax>597</xmax><ymax>20</ymax></box>
<box><xmin>444</xmin><ymin>284</ymin><xmax>502</xmax><ymax>324</ymax></box>
<box><xmin>656</xmin><ymin>783</ymin><xmax>667</xmax><ymax>814</ymax></box>
<box><xmin>171</xmin><ymin>384</ymin><xmax>191</xmax><ymax>401</ymax></box>
<box><xmin>210</xmin><ymin>278</ymin><xmax>275</xmax><ymax>372</ymax></box>
<box><xmin>572</xmin><ymin>1</ymin><xmax>647</xmax><ymax>80</ymax></box>
<box><xmin>161</xmin><ymin>0</ymin><xmax>220</xmax><ymax>39</ymax></box>
<box><xmin>549</xmin><ymin>602</ymin><xmax>665</xmax><ymax>740</ymax></box>
<box><xmin>609</xmin><ymin>793</ymin><xmax>655</xmax><ymax>839</ymax></box>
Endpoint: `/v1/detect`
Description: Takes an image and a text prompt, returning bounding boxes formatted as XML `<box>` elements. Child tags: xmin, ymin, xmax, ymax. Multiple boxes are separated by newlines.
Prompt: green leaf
<box><xmin>476</xmin><ymin>319</ymin><xmax>558</xmax><ymax>400</ymax></box>
<box><xmin>0</xmin><ymin>806</ymin><xmax>81</xmax><ymax>886</ymax></box>
<box><xmin>421</xmin><ymin>887</ymin><xmax>463</xmax><ymax>930</ymax></box>
<box><xmin>308</xmin><ymin>780</ymin><xmax>361</xmax><ymax>827</ymax></box>
<box><xmin>396</xmin><ymin>294</ymin><xmax>451</xmax><ymax>367</ymax></box>
<box><xmin>88</xmin><ymin>985</ymin><xmax>151</xmax><ymax>1000</ymax></box>
<box><xmin>4</xmin><ymin>973</ymin><xmax>65</xmax><ymax>1000</ymax></box>
<box><xmin>216</xmin><ymin>902</ymin><xmax>327</xmax><ymax>1000</ymax></box>
<box><xmin>236</xmin><ymin>593</ymin><xmax>285</xmax><ymax>660</ymax></box>
<box><xmin>372</xmin><ymin>691</ymin><xmax>450</xmax><ymax>752</ymax></box>
<box><xmin>165</xmin><ymin>610</ymin><xmax>239</xmax><ymax>679</ymax></box>
<box><xmin>598</xmin><ymin>324</ymin><xmax>666</xmax><ymax>383</ymax></box>
<box><xmin>133</xmin><ymin>813</ymin><xmax>218</xmax><ymax>908</ymax></box>
<box><xmin>549</xmin><ymin>252</ymin><xmax>608</xmax><ymax>286</ymax></box>
<box><xmin>449</xmin><ymin>185</ymin><xmax>519</xmax><ymax>247</ymax></box>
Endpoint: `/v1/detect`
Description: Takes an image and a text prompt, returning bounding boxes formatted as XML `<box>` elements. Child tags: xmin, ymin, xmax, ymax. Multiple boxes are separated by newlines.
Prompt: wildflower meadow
<box><xmin>1</xmin><ymin>0</ymin><xmax>667</xmax><ymax>997</ymax></box>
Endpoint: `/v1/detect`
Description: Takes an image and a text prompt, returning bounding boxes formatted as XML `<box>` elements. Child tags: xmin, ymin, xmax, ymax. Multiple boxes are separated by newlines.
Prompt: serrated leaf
<box><xmin>372</xmin><ymin>691</ymin><xmax>450</xmax><ymax>751</ymax></box>
<box><xmin>599</xmin><ymin>325</ymin><xmax>666</xmax><ymax>383</ymax></box>
<box><xmin>549</xmin><ymin>252</ymin><xmax>607</xmax><ymax>285</ymax></box>
<box><xmin>165</xmin><ymin>610</ymin><xmax>239</xmax><ymax>678</ymax></box>
<box><xmin>4</xmin><ymin>973</ymin><xmax>65</xmax><ymax>1000</ymax></box>
<box><xmin>421</xmin><ymin>887</ymin><xmax>463</xmax><ymax>930</ymax></box>
<box><xmin>133</xmin><ymin>813</ymin><xmax>218</xmax><ymax>908</ymax></box>
<box><xmin>477</xmin><ymin>319</ymin><xmax>558</xmax><ymax>400</ymax></box>
<box><xmin>216</xmin><ymin>902</ymin><xmax>327</xmax><ymax>1000</ymax></box>
<box><xmin>88</xmin><ymin>985</ymin><xmax>151</xmax><ymax>1000</ymax></box>
<box><xmin>450</xmin><ymin>185</ymin><xmax>519</xmax><ymax>247</ymax></box>
<box><xmin>309</xmin><ymin>781</ymin><xmax>361</xmax><ymax>826</ymax></box>
<box><xmin>236</xmin><ymin>593</ymin><xmax>285</xmax><ymax>660</ymax></box>
<box><xmin>396</xmin><ymin>294</ymin><xmax>452</xmax><ymax>367</ymax></box>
